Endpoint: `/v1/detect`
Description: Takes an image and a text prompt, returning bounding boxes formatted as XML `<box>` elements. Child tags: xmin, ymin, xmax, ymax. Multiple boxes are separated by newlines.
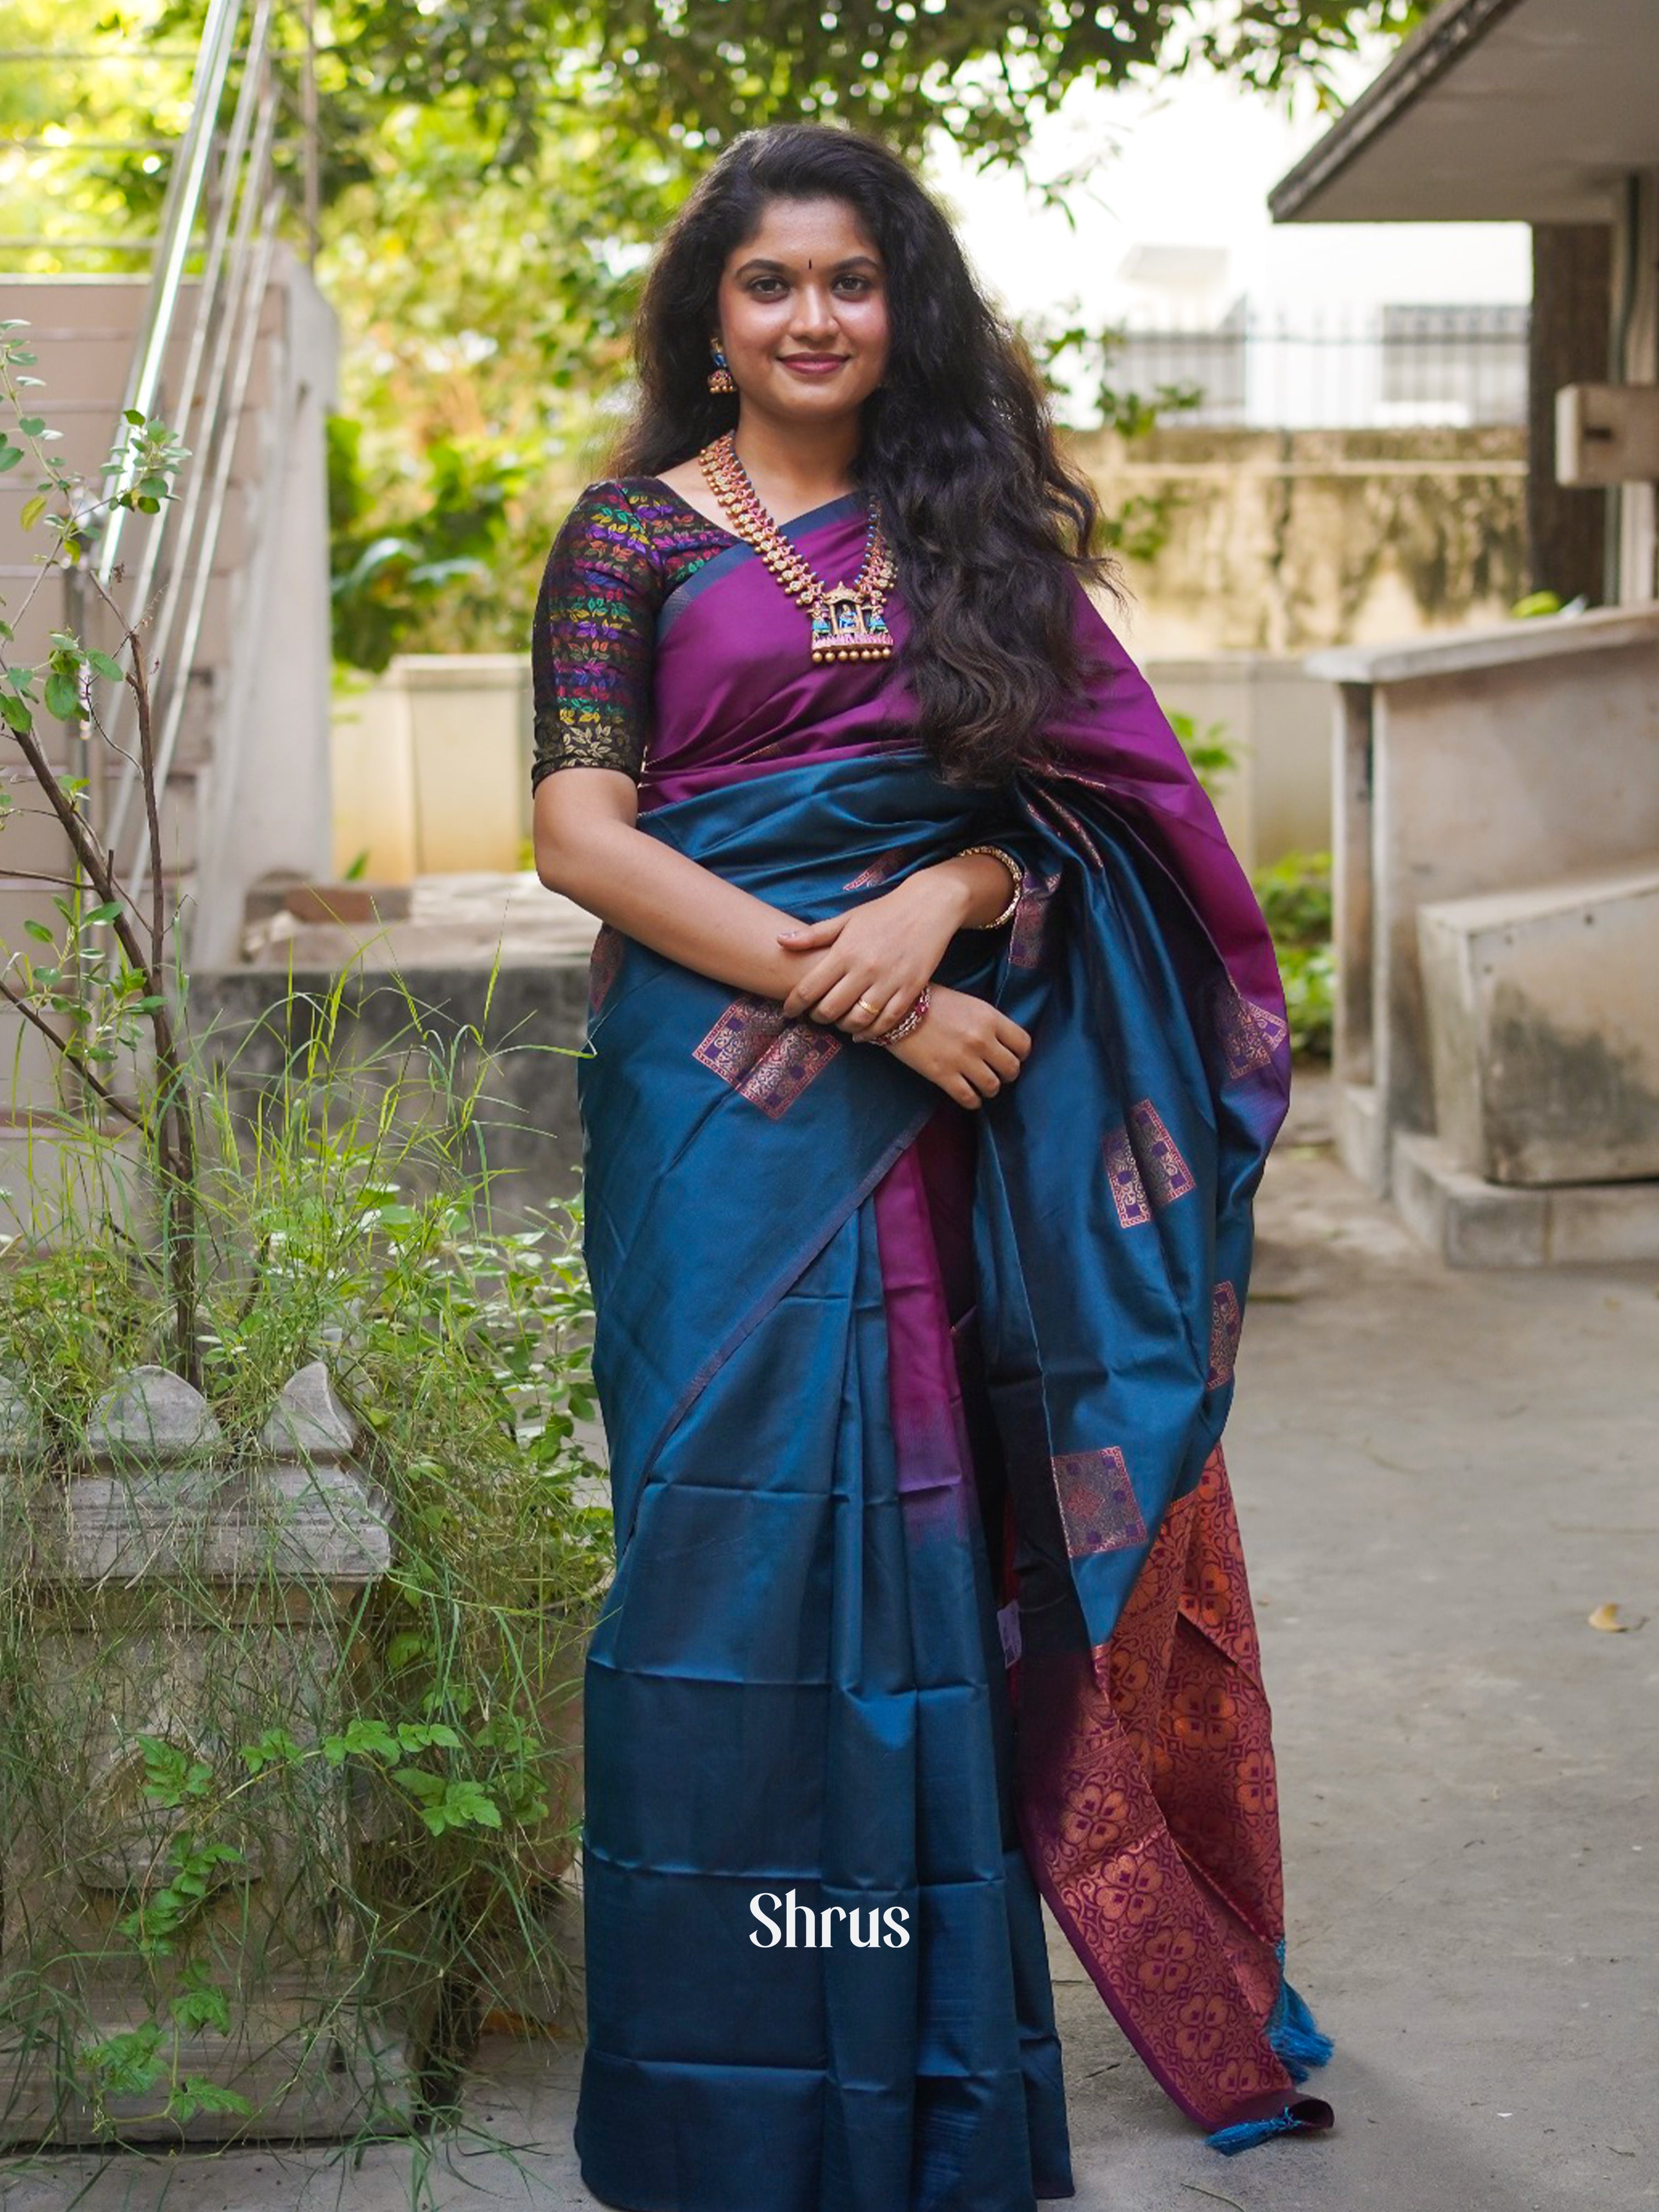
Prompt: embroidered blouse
<box><xmin>530</xmin><ymin>479</ymin><xmax>731</xmax><ymax>788</ymax></box>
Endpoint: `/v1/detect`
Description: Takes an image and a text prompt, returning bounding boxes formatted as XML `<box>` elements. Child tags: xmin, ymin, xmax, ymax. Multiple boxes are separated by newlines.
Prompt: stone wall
<box><xmin>1069</xmin><ymin>425</ymin><xmax>1528</xmax><ymax>660</ymax></box>
<box><xmin>194</xmin><ymin>962</ymin><xmax>591</xmax><ymax>1224</ymax></box>
<box><xmin>2</xmin><ymin>1362</ymin><xmax>408</xmax><ymax>2143</ymax></box>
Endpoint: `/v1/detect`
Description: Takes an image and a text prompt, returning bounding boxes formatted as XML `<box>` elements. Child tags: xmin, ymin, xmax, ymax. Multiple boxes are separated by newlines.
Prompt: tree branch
<box><xmin>0</xmin><ymin>974</ymin><xmax>144</xmax><ymax>1129</ymax></box>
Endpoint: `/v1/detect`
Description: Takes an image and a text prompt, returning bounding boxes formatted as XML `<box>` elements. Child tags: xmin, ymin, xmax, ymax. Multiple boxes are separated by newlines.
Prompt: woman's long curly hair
<box><xmin>609</xmin><ymin>123</ymin><xmax>1117</xmax><ymax>789</ymax></box>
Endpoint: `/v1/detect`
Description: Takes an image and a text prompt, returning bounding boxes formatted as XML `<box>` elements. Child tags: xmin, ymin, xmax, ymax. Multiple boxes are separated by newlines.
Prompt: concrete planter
<box><xmin>0</xmin><ymin>1362</ymin><xmax>413</xmax><ymax>2145</ymax></box>
<box><xmin>331</xmin><ymin>656</ymin><xmax>532</xmax><ymax>880</ymax></box>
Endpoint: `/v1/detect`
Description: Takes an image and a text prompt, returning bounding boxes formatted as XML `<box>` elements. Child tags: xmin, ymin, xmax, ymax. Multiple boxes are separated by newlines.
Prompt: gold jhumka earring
<box><xmin>707</xmin><ymin>341</ymin><xmax>736</xmax><ymax>394</ymax></box>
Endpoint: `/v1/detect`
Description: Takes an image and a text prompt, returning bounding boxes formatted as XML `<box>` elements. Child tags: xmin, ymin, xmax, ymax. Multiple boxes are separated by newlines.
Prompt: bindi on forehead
<box><xmin>729</xmin><ymin>249</ymin><xmax>884</xmax><ymax>281</ymax></box>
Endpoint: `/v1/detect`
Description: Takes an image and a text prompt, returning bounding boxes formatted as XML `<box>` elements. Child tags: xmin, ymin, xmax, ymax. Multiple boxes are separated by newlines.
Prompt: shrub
<box><xmin>1252</xmin><ymin>849</ymin><xmax>1334</xmax><ymax>1060</ymax></box>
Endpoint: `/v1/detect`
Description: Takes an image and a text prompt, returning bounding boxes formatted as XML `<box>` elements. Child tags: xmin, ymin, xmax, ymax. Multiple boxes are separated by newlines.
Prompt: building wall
<box><xmin>1611</xmin><ymin>169</ymin><xmax>1659</xmax><ymax>606</ymax></box>
<box><xmin>1068</xmin><ymin>425</ymin><xmax>1527</xmax><ymax>659</ymax></box>
<box><xmin>332</xmin><ymin>656</ymin><xmax>532</xmax><ymax>881</ymax></box>
<box><xmin>331</xmin><ymin>648</ymin><xmax>1332</xmax><ymax>882</ymax></box>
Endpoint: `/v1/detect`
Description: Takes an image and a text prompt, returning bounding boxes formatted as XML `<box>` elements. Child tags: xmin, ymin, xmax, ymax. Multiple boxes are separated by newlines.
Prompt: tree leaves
<box><xmin>43</xmin><ymin>668</ymin><xmax>83</xmax><ymax>722</ymax></box>
<box><xmin>318</xmin><ymin>0</ymin><xmax>1421</xmax><ymax>171</ymax></box>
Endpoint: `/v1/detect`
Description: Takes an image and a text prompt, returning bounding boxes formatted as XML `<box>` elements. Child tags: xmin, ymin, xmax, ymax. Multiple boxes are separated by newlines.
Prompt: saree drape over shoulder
<box><xmin>534</xmin><ymin>483</ymin><xmax>1334</xmax><ymax>2212</ymax></box>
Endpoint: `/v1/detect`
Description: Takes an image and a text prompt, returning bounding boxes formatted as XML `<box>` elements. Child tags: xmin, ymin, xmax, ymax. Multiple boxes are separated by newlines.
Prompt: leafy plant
<box><xmin>1</xmin><ymin>969</ymin><xmax>611</xmax><ymax>2138</ymax></box>
<box><xmin>0</xmin><ymin>321</ymin><xmax>207</xmax><ymax>1369</ymax></box>
<box><xmin>137</xmin><ymin>0</ymin><xmax>1438</xmax><ymax>179</ymax></box>
<box><xmin>1252</xmin><ymin>849</ymin><xmax>1334</xmax><ymax>1059</ymax></box>
<box><xmin>9</xmin><ymin>0</ymin><xmax>1435</xmax><ymax>669</ymax></box>
<box><xmin>1168</xmin><ymin>709</ymin><xmax>1239</xmax><ymax>799</ymax></box>
<box><xmin>328</xmin><ymin>414</ymin><xmax>535</xmax><ymax>672</ymax></box>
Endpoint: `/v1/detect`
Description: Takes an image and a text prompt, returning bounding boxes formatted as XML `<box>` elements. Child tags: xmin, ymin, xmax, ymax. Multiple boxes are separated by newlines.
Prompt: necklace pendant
<box><xmin>810</xmin><ymin>584</ymin><xmax>893</xmax><ymax>663</ymax></box>
<box><xmin>698</xmin><ymin>435</ymin><xmax>896</xmax><ymax>665</ymax></box>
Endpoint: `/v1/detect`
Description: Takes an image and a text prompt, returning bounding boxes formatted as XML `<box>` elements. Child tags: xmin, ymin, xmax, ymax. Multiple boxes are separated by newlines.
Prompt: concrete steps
<box><xmin>239</xmin><ymin>871</ymin><xmax>603</xmax><ymax>971</ymax></box>
<box><xmin>1392</xmin><ymin>1128</ymin><xmax>1659</xmax><ymax>1266</ymax></box>
<box><xmin>2</xmin><ymin>252</ymin><xmax>335</xmax><ymax>1005</ymax></box>
<box><xmin>0</xmin><ymin>286</ymin><xmax>236</xmax><ymax>944</ymax></box>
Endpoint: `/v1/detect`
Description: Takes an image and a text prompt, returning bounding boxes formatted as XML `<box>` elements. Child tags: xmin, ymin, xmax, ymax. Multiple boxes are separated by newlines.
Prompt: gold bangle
<box><xmin>958</xmin><ymin>844</ymin><xmax>1023</xmax><ymax>929</ymax></box>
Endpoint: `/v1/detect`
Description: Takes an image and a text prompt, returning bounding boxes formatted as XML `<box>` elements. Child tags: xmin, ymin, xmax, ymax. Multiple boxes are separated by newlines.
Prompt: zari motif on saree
<box><xmin>693</xmin><ymin>992</ymin><xmax>843</xmax><ymax>1118</ymax></box>
<box><xmin>1052</xmin><ymin>1444</ymin><xmax>1149</xmax><ymax>1560</ymax></box>
<box><xmin>1207</xmin><ymin>1280</ymin><xmax>1243</xmax><ymax>1389</ymax></box>
<box><xmin>1207</xmin><ymin>978</ymin><xmax>1291</xmax><ymax>1081</ymax></box>
<box><xmin>1103</xmin><ymin>1101</ymin><xmax>1197</xmax><ymax>1225</ymax></box>
<box><xmin>841</xmin><ymin>847</ymin><xmax>908</xmax><ymax>890</ymax></box>
<box><xmin>1128</xmin><ymin>1099</ymin><xmax>1197</xmax><ymax>1209</ymax></box>
<box><xmin>1103</xmin><ymin>1125</ymin><xmax>1154</xmax><ymax>1228</ymax></box>
<box><xmin>1009</xmin><ymin>867</ymin><xmax>1063</xmax><ymax>971</ymax></box>
<box><xmin>1029</xmin><ymin>781</ymin><xmax>1107</xmax><ymax>870</ymax></box>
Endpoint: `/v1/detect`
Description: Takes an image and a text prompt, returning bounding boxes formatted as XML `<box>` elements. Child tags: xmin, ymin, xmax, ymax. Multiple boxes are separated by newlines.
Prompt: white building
<box><xmin>1269</xmin><ymin>0</ymin><xmax>1659</xmax><ymax>1266</ymax></box>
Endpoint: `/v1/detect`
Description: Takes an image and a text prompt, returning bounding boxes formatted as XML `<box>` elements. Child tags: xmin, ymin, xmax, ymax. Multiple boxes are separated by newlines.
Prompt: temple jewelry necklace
<box><xmin>696</xmin><ymin>431</ymin><xmax>896</xmax><ymax>664</ymax></box>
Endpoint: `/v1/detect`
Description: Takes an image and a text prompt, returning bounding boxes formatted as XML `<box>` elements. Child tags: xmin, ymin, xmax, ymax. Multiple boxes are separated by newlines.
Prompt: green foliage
<box><xmin>0</xmin><ymin>326</ymin><xmax>191</xmax><ymax>666</ymax></box>
<box><xmin>309</xmin><ymin>91</ymin><xmax>686</xmax><ymax>663</ymax></box>
<box><xmin>10</xmin><ymin>4</ymin><xmax>1429</xmax><ymax>667</ymax></box>
<box><xmin>1</xmin><ymin>967</ymin><xmax>611</xmax><ymax>2135</ymax></box>
<box><xmin>1</xmin><ymin>365</ymin><xmax>607</xmax><ymax>2138</ymax></box>
<box><xmin>328</xmin><ymin>416</ymin><xmax>531</xmax><ymax>670</ymax></box>
<box><xmin>1252</xmin><ymin>848</ymin><xmax>1334</xmax><ymax>1059</ymax></box>
<box><xmin>0</xmin><ymin>1</ymin><xmax>188</xmax><ymax>275</ymax></box>
<box><xmin>1253</xmin><ymin>846</ymin><xmax>1333</xmax><ymax>947</ymax></box>
<box><xmin>2</xmin><ymin>350</ymin><xmax>210</xmax><ymax>1384</ymax></box>
<box><xmin>246</xmin><ymin>0</ymin><xmax>1437</xmax><ymax>175</ymax></box>
<box><xmin>1168</xmin><ymin>709</ymin><xmax>1240</xmax><ymax>799</ymax></box>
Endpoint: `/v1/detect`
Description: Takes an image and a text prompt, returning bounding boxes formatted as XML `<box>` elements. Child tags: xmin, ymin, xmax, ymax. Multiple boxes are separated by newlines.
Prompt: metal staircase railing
<box><xmin>3</xmin><ymin>1</ymin><xmax>317</xmax><ymax>907</ymax></box>
<box><xmin>94</xmin><ymin>0</ymin><xmax>291</xmax><ymax>895</ymax></box>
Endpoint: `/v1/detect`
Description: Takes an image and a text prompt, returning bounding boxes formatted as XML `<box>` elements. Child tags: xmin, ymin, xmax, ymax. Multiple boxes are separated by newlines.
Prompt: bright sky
<box><xmin>929</xmin><ymin>58</ymin><xmax>1532</xmax><ymax>330</ymax></box>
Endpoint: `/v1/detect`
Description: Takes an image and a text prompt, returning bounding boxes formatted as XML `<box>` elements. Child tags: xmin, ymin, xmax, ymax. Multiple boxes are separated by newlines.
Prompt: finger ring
<box><xmin>855</xmin><ymin>997</ymin><xmax>878</xmax><ymax>1014</ymax></box>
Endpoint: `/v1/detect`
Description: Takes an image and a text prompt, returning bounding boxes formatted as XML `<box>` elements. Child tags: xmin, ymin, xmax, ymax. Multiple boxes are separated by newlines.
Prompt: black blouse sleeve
<box><xmin>529</xmin><ymin>481</ymin><xmax>663</xmax><ymax>788</ymax></box>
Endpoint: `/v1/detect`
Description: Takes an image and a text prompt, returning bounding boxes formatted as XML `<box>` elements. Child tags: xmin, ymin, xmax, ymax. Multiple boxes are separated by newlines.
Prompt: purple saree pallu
<box><xmin>571</xmin><ymin>496</ymin><xmax>1334</xmax><ymax>2212</ymax></box>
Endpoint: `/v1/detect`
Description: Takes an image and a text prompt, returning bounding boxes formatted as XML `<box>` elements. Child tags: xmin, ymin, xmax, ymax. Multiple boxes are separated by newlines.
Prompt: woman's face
<box><xmin>714</xmin><ymin>196</ymin><xmax>890</xmax><ymax>427</ymax></box>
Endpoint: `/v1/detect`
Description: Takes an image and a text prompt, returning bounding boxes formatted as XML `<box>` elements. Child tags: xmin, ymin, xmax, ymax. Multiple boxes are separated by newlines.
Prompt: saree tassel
<box><xmin>1270</xmin><ymin>1980</ymin><xmax>1335</xmax><ymax>2078</ymax></box>
<box><xmin>1265</xmin><ymin>1940</ymin><xmax>1335</xmax><ymax>2080</ymax></box>
<box><xmin>1205</xmin><ymin>2107</ymin><xmax>1310</xmax><ymax>2155</ymax></box>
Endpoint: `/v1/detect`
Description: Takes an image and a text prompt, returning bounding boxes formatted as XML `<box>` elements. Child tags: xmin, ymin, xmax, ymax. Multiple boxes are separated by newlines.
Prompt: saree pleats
<box><xmin>577</xmin><ymin>1111</ymin><xmax>1073</xmax><ymax>2211</ymax></box>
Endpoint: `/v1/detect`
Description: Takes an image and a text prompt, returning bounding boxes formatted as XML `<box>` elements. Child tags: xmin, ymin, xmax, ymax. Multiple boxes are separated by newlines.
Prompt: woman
<box><xmin>531</xmin><ymin>123</ymin><xmax>1333</xmax><ymax>2212</ymax></box>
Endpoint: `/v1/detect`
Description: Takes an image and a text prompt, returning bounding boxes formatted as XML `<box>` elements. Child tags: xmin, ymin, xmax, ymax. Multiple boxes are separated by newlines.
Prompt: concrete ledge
<box><xmin>1336</xmin><ymin>1080</ymin><xmax>1389</xmax><ymax>1195</ymax></box>
<box><xmin>1393</xmin><ymin>1131</ymin><xmax>1659</xmax><ymax>1267</ymax></box>
<box><xmin>1305</xmin><ymin>601</ymin><xmax>1659</xmax><ymax>686</ymax></box>
<box><xmin>1418</xmin><ymin>861</ymin><xmax>1659</xmax><ymax>1185</ymax></box>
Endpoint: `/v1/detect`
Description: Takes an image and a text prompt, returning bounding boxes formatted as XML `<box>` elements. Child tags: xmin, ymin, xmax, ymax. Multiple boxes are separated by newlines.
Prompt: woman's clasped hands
<box><xmin>775</xmin><ymin>868</ymin><xmax>1031</xmax><ymax>1111</ymax></box>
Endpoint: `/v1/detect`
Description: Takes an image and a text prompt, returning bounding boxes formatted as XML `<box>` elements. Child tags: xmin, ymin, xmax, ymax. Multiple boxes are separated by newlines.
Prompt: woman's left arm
<box><xmin>777</xmin><ymin>849</ymin><xmax>1020</xmax><ymax>1036</ymax></box>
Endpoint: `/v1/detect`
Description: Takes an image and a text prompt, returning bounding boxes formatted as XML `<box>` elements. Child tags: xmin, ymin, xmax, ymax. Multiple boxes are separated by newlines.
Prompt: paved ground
<box><xmin>5</xmin><ymin>1075</ymin><xmax>1656</xmax><ymax>2212</ymax></box>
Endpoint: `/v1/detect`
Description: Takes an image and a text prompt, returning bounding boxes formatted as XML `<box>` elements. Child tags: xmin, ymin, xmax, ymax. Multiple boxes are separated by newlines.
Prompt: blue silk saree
<box><xmin>569</xmin><ymin>493</ymin><xmax>1334</xmax><ymax>2212</ymax></box>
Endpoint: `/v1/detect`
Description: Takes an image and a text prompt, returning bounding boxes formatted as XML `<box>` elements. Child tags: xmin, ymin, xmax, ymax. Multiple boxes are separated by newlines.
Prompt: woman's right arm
<box><xmin>527</xmin><ymin>485</ymin><xmax>858</xmax><ymax>997</ymax></box>
<box><xmin>534</xmin><ymin>765</ymin><xmax>854</xmax><ymax>1007</ymax></box>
